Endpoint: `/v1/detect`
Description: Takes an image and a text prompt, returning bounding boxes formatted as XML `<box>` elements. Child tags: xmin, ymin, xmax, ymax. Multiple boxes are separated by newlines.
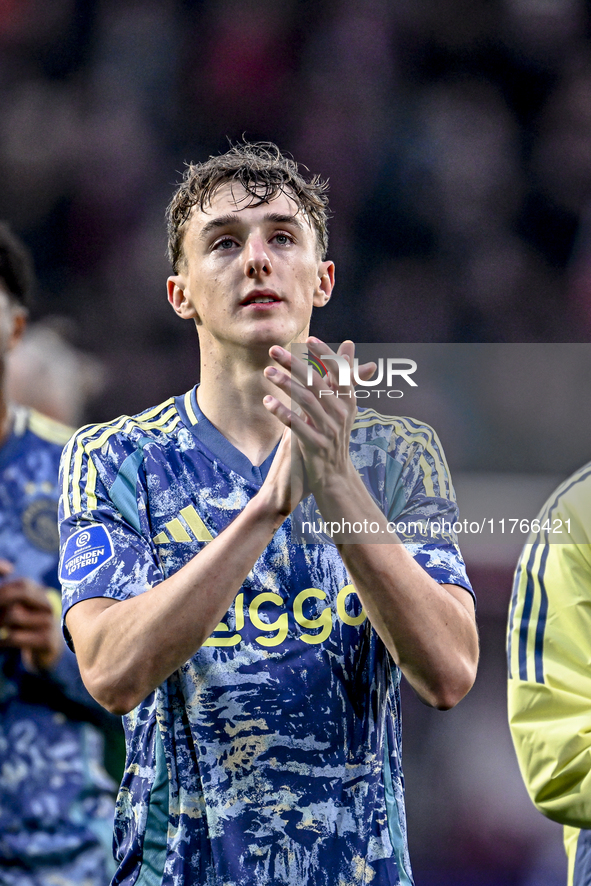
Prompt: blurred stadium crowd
<box><xmin>1</xmin><ymin>0</ymin><xmax>591</xmax><ymax>421</ymax></box>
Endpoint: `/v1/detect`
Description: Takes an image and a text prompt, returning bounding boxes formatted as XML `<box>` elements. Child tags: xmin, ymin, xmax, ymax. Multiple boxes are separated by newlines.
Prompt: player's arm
<box><xmin>64</xmin><ymin>429</ymin><xmax>302</xmax><ymax>716</ymax></box>
<box><xmin>263</xmin><ymin>338</ymin><xmax>478</xmax><ymax>710</ymax></box>
<box><xmin>0</xmin><ymin>559</ymin><xmax>119</xmax><ymax>725</ymax></box>
<box><xmin>508</xmin><ymin>490</ymin><xmax>591</xmax><ymax>827</ymax></box>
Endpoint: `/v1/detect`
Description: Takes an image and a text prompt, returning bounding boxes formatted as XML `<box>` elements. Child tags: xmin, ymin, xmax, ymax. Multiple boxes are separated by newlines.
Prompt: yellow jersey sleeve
<box><xmin>507</xmin><ymin>465</ymin><xmax>591</xmax><ymax>828</ymax></box>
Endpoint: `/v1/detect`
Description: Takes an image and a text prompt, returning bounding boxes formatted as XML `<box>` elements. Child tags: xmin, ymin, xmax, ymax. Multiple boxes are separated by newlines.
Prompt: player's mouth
<box><xmin>240</xmin><ymin>290</ymin><xmax>282</xmax><ymax>308</ymax></box>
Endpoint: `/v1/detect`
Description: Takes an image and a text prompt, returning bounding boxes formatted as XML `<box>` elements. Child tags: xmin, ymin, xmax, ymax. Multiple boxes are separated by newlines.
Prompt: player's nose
<box><xmin>244</xmin><ymin>234</ymin><xmax>272</xmax><ymax>278</ymax></box>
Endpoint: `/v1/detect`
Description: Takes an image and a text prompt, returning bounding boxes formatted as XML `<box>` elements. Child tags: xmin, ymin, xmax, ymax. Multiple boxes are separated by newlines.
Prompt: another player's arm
<box><xmin>508</xmin><ymin>502</ymin><xmax>591</xmax><ymax>828</ymax></box>
<box><xmin>264</xmin><ymin>339</ymin><xmax>478</xmax><ymax>711</ymax></box>
<box><xmin>65</xmin><ymin>429</ymin><xmax>302</xmax><ymax>716</ymax></box>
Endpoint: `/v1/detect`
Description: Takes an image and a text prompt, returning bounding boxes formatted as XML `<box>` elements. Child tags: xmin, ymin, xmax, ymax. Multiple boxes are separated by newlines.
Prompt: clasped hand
<box><xmin>0</xmin><ymin>559</ymin><xmax>62</xmax><ymax>671</ymax></box>
<box><xmin>262</xmin><ymin>338</ymin><xmax>375</xmax><ymax>516</ymax></box>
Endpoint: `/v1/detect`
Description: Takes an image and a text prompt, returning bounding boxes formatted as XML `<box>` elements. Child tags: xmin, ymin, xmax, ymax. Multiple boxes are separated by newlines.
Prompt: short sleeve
<box><xmin>383</xmin><ymin>418</ymin><xmax>474</xmax><ymax>599</ymax></box>
<box><xmin>507</xmin><ymin>467</ymin><xmax>591</xmax><ymax>827</ymax></box>
<box><xmin>58</xmin><ymin>430</ymin><xmax>163</xmax><ymax>646</ymax></box>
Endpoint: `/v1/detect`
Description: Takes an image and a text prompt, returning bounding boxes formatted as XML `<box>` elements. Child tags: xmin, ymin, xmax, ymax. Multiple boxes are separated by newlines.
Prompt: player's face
<box><xmin>167</xmin><ymin>183</ymin><xmax>334</xmax><ymax>355</ymax></box>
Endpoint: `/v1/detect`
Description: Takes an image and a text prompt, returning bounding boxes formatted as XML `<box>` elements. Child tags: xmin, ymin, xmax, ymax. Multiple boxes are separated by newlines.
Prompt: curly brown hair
<box><xmin>166</xmin><ymin>142</ymin><xmax>330</xmax><ymax>272</ymax></box>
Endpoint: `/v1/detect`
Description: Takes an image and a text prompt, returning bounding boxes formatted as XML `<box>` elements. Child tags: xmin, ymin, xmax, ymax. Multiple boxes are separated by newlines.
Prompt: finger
<box><xmin>306</xmin><ymin>338</ymin><xmax>344</xmax><ymax>389</ymax></box>
<box><xmin>270</xmin><ymin>344</ymin><xmax>337</xmax><ymax>397</ymax></box>
<box><xmin>272</xmin><ymin>425</ymin><xmax>294</xmax><ymax>459</ymax></box>
<box><xmin>263</xmin><ymin>391</ymin><xmax>327</xmax><ymax>450</ymax></box>
<box><xmin>262</xmin><ymin>425</ymin><xmax>308</xmax><ymax>515</ymax></box>
<box><xmin>9</xmin><ymin>603</ymin><xmax>54</xmax><ymax>625</ymax></box>
<box><xmin>0</xmin><ymin>559</ymin><xmax>13</xmax><ymax>578</ymax></box>
<box><xmin>0</xmin><ymin>582</ymin><xmax>52</xmax><ymax>612</ymax></box>
<box><xmin>3</xmin><ymin>628</ymin><xmax>55</xmax><ymax>650</ymax></box>
<box><xmin>263</xmin><ymin>391</ymin><xmax>318</xmax><ymax>436</ymax></box>
<box><xmin>335</xmin><ymin>342</ymin><xmax>375</xmax><ymax>383</ymax></box>
<box><xmin>312</xmin><ymin>338</ymin><xmax>377</xmax><ymax>387</ymax></box>
<box><xmin>0</xmin><ymin>615</ymin><xmax>56</xmax><ymax>651</ymax></box>
<box><xmin>270</xmin><ymin>343</ymin><xmax>352</xmax><ymax>420</ymax></box>
<box><xmin>264</xmin><ymin>366</ymin><xmax>336</xmax><ymax>433</ymax></box>
<box><xmin>270</xmin><ymin>408</ymin><xmax>330</xmax><ymax>456</ymax></box>
<box><xmin>336</xmin><ymin>339</ymin><xmax>355</xmax><ymax>361</ymax></box>
<box><xmin>0</xmin><ymin>583</ymin><xmax>26</xmax><ymax>610</ymax></box>
<box><xmin>356</xmin><ymin>360</ymin><xmax>377</xmax><ymax>382</ymax></box>
<box><xmin>0</xmin><ymin>609</ymin><xmax>53</xmax><ymax>641</ymax></box>
<box><xmin>263</xmin><ymin>393</ymin><xmax>293</xmax><ymax>429</ymax></box>
<box><xmin>269</xmin><ymin>345</ymin><xmax>311</xmax><ymax>388</ymax></box>
<box><xmin>308</xmin><ymin>338</ymin><xmax>362</xmax><ymax>397</ymax></box>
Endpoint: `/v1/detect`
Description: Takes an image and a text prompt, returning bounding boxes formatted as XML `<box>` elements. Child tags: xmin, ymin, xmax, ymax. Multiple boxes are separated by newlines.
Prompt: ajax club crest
<box><xmin>22</xmin><ymin>497</ymin><xmax>59</xmax><ymax>553</ymax></box>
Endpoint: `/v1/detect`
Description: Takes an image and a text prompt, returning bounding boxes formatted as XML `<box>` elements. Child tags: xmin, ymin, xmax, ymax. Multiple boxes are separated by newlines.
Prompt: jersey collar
<box><xmin>175</xmin><ymin>386</ymin><xmax>279</xmax><ymax>486</ymax></box>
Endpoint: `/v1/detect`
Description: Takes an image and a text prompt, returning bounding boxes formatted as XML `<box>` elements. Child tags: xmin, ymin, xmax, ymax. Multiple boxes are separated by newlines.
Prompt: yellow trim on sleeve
<box><xmin>419</xmin><ymin>454</ymin><xmax>435</xmax><ymax>497</ymax></box>
<box><xmin>65</xmin><ymin>399</ymin><xmax>181</xmax><ymax>517</ymax></box>
<box><xmin>352</xmin><ymin>411</ymin><xmax>452</xmax><ymax>499</ymax></box>
<box><xmin>507</xmin><ymin>543</ymin><xmax>546</xmax><ymax>683</ymax></box>
<box><xmin>61</xmin><ymin>432</ymin><xmax>78</xmax><ymax>520</ymax></box>
<box><xmin>70</xmin><ymin>415</ymin><xmax>131</xmax><ymax>514</ymax></box>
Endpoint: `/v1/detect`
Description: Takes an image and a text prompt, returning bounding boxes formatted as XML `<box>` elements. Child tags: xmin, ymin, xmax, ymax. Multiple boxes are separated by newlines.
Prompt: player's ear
<box><xmin>167</xmin><ymin>275</ymin><xmax>198</xmax><ymax>320</ymax></box>
<box><xmin>313</xmin><ymin>261</ymin><xmax>335</xmax><ymax>308</ymax></box>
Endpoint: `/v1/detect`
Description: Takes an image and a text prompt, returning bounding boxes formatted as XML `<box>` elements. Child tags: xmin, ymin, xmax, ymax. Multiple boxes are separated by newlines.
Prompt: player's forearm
<box><xmin>341</xmin><ymin>544</ymin><xmax>478</xmax><ymax>708</ymax></box>
<box><xmin>68</xmin><ymin>492</ymin><xmax>286</xmax><ymax>715</ymax></box>
<box><xmin>312</xmin><ymin>467</ymin><xmax>478</xmax><ymax>709</ymax></box>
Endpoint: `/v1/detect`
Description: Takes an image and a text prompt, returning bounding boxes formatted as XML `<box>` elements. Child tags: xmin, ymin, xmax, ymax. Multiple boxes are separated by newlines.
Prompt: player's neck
<box><xmin>197</xmin><ymin>358</ymin><xmax>288</xmax><ymax>466</ymax></box>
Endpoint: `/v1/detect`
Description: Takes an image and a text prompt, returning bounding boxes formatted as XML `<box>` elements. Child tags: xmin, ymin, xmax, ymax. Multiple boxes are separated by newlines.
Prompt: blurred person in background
<box><xmin>508</xmin><ymin>461</ymin><xmax>591</xmax><ymax>885</ymax></box>
<box><xmin>0</xmin><ymin>222</ymin><xmax>117</xmax><ymax>886</ymax></box>
<box><xmin>7</xmin><ymin>317</ymin><xmax>106</xmax><ymax>427</ymax></box>
<box><xmin>59</xmin><ymin>142</ymin><xmax>478</xmax><ymax>886</ymax></box>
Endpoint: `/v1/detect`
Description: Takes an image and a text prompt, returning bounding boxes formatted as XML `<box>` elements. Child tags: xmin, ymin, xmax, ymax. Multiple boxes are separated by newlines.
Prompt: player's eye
<box><xmin>273</xmin><ymin>232</ymin><xmax>292</xmax><ymax>246</ymax></box>
<box><xmin>213</xmin><ymin>236</ymin><xmax>237</xmax><ymax>250</ymax></box>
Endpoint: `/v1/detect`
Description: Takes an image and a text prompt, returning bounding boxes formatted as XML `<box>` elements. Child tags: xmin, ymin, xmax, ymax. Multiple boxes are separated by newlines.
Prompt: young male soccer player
<box><xmin>508</xmin><ymin>463</ymin><xmax>591</xmax><ymax>885</ymax></box>
<box><xmin>60</xmin><ymin>142</ymin><xmax>479</xmax><ymax>886</ymax></box>
<box><xmin>0</xmin><ymin>223</ymin><xmax>116</xmax><ymax>886</ymax></box>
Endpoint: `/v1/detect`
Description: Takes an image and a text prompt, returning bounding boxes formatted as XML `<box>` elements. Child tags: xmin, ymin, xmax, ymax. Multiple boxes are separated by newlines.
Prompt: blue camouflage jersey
<box><xmin>59</xmin><ymin>389</ymin><xmax>473</xmax><ymax>886</ymax></box>
<box><xmin>0</xmin><ymin>405</ymin><xmax>116</xmax><ymax>886</ymax></box>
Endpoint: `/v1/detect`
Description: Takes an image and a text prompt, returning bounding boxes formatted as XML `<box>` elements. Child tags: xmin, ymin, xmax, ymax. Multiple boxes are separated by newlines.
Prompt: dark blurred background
<box><xmin>2</xmin><ymin>0</ymin><xmax>591</xmax><ymax>419</ymax></box>
<box><xmin>3</xmin><ymin>0</ymin><xmax>590</xmax><ymax>882</ymax></box>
